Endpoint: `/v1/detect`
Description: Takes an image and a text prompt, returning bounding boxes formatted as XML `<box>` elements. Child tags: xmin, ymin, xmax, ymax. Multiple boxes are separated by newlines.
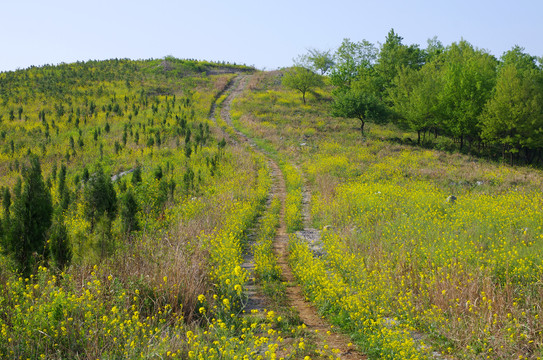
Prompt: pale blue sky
<box><xmin>1</xmin><ymin>0</ymin><xmax>542</xmax><ymax>72</ymax></box>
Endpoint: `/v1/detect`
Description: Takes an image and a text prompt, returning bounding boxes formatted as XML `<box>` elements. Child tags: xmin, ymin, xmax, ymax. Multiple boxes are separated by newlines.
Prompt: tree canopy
<box><xmin>331</xmin><ymin>87</ymin><xmax>386</xmax><ymax>133</ymax></box>
<box><xmin>293</xmin><ymin>30</ymin><xmax>543</xmax><ymax>164</ymax></box>
<box><xmin>480</xmin><ymin>48</ymin><xmax>543</xmax><ymax>162</ymax></box>
<box><xmin>282</xmin><ymin>66</ymin><xmax>323</xmax><ymax>104</ymax></box>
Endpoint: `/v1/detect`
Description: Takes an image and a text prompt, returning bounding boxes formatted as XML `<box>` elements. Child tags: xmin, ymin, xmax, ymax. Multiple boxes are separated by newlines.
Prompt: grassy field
<box><xmin>232</xmin><ymin>72</ymin><xmax>543</xmax><ymax>359</ymax></box>
<box><xmin>1</xmin><ymin>61</ymin><xmax>542</xmax><ymax>359</ymax></box>
<box><xmin>0</xmin><ymin>61</ymin><xmax>337</xmax><ymax>359</ymax></box>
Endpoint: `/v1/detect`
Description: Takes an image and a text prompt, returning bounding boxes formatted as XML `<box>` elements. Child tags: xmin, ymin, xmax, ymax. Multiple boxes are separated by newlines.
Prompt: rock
<box><xmin>447</xmin><ymin>195</ymin><xmax>457</xmax><ymax>204</ymax></box>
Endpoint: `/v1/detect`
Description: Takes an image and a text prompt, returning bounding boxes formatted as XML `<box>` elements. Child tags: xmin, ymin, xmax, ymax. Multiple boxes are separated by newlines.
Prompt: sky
<box><xmin>1</xmin><ymin>0</ymin><xmax>542</xmax><ymax>72</ymax></box>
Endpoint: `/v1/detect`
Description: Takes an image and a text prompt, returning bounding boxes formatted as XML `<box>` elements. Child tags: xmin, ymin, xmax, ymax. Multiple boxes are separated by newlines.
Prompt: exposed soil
<box><xmin>216</xmin><ymin>74</ymin><xmax>365</xmax><ymax>359</ymax></box>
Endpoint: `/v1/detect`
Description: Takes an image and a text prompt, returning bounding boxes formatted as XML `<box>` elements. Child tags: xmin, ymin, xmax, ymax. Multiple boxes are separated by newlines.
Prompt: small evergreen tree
<box><xmin>2</xmin><ymin>186</ymin><xmax>10</xmax><ymax>218</ymax></box>
<box><xmin>58</xmin><ymin>164</ymin><xmax>70</xmax><ymax>210</ymax></box>
<box><xmin>154</xmin><ymin>165</ymin><xmax>163</xmax><ymax>180</ymax></box>
<box><xmin>132</xmin><ymin>165</ymin><xmax>142</xmax><ymax>185</ymax></box>
<box><xmin>49</xmin><ymin>213</ymin><xmax>72</xmax><ymax>270</ymax></box>
<box><xmin>121</xmin><ymin>189</ymin><xmax>140</xmax><ymax>233</ymax></box>
<box><xmin>83</xmin><ymin>165</ymin><xmax>117</xmax><ymax>231</ymax></box>
<box><xmin>7</xmin><ymin>156</ymin><xmax>53</xmax><ymax>274</ymax></box>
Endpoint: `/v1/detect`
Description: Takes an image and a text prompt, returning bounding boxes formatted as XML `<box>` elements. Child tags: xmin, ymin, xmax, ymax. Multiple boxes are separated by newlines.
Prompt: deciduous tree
<box><xmin>331</xmin><ymin>87</ymin><xmax>386</xmax><ymax>134</ymax></box>
<box><xmin>330</xmin><ymin>38</ymin><xmax>378</xmax><ymax>89</ymax></box>
<box><xmin>480</xmin><ymin>47</ymin><xmax>543</xmax><ymax>162</ymax></box>
<box><xmin>439</xmin><ymin>41</ymin><xmax>497</xmax><ymax>149</ymax></box>
<box><xmin>297</xmin><ymin>48</ymin><xmax>335</xmax><ymax>75</ymax></box>
<box><xmin>388</xmin><ymin>61</ymin><xmax>443</xmax><ymax>143</ymax></box>
<box><xmin>282</xmin><ymin>66</ymin><xmax>323</xmax><ymax>104</ymax></box>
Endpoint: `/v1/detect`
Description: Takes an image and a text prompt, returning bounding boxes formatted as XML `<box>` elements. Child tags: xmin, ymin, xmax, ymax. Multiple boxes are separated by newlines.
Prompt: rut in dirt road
<box><xmin>209</xmin><ymin>75</ymin><xmax>269</xmax><ymax>315</ymax></box>
<box><xmin>217</xmin><ymin>74</ymin><xmax>365</xmax><ymax>360</ymax></box>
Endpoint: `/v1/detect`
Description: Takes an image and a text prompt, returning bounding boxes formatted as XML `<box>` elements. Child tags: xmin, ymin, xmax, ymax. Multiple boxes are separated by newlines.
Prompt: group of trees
<box><xmin>0</xmin><ymin>153</ymin><xmax>154</xmax><ymax>274</ymax></box>
<box><xmin>0</xmin><ymin>57</ymin><xmax>241</xmax><ymax>276</ymax></box>
<box><xmin>288</xmin><ymin>30</ymin><xmax>543</xmax><ymax>164</ymax></box>
<box><xmin>0</xmin><ymin>156</ymin><xmax>66</xmax><ymax>274</ymax></box>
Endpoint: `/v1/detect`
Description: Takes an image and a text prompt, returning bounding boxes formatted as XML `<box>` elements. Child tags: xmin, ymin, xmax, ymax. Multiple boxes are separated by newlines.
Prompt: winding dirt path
<box><xmin>216</xmin><ymin>75</ymin><xmax>365</xmax><ymax>359</ymax></box>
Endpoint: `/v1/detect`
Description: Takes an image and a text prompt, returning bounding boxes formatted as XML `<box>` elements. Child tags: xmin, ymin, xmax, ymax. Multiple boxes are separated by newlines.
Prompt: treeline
<box><xmin>298</xmin><ymin>30</ymin><xmax>543</xmax><ymax>165</ymax></box>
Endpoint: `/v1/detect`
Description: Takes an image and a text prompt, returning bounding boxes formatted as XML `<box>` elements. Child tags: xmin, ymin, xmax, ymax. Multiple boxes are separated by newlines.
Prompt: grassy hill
<box><xmin>232</xmin><ymin>71</ymin><xmax>543</xmax><ymax>359</ymax></box>
<box><xmin>0</xmin><ymin>60</ymin><xmax>542</xmax><ymax>359</ymax></box>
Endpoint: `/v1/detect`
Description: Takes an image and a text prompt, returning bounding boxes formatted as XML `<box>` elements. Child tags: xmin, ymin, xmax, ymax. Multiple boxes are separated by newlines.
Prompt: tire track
<box><xmin>218</xmin><ymin>74</ymin><xmax>365</xmax><ymax>359</ymax></box>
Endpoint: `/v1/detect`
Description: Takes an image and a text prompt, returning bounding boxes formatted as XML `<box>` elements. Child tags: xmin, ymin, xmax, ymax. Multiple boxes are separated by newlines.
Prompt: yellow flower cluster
<box><xmin>289</xmin><ymin>234</ymin><xmax>429</xmax><ymax>359</ymax></box>
<box><xmin>305</xmin><ymin>149</ymin><xmax>543</xmax><ymax>358</ymax></box>
<box><xmin>0</xmin><ymin>266</ymin><xmax>184</xmax><ymax>359</ymax></box>
<box><xmin>253</xmin><ymin>197</ymin><xmax>282</xmax><ymax>281</ymax></box>
<box><xmin>283</xmin><ymin>162</ymin><xmax>304</xmax><ymax>233</ymax></box>
<box><xmin>200</xmin><ymin>154</ymin><xmax>271</xmax><ymax>314</ymax></box>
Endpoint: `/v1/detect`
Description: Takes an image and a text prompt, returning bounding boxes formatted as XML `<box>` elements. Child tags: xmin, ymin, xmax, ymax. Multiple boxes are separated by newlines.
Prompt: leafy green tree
<box><xmin>388</xmin><ymin>61</ymin><xmax>443</xmax><ymax>143</ymax></box>
<box><xmin>439</xmin><ymin>41</ymin><xmax>497</xmax><ymax>148</ymax></box>
<box><xmin>375</xmin><ymin>29</ymin><xmax>425</xmax><ymax>92</ymax></box>
<box><xmin>425</xmin><ymin>36</ymin><xmax>445</xmax><ymax>62</ymax></box>
<box><xmin>331</xmin><ymin>87</ymin><xmax>386</xmax><ymax>133</ymax></box>
<box><xmin>282</xmin><ymin>66</ymin><xmax>323</xmax><ymax>104</ymax></box>
<box><xmin>83</xmin><ymin>165</ymin><xmax>117</xmax><ymax>231</ymax></box>
<box><xmin>500</xmin><ymin>45</ymin><xmax>539</xmax><ymax>73</ymax></box>
<box><xmin>330</xmin><ymin>38</ymin><xmax>378</xmax><ymax>89</ymax></box>
<box><xmin>480</xmin><ymin>49</ymin><xmax>543</xmax><ymax>162</ymax></box>
<box><xmin>296</xmin><ymin>48</ymin><xmax>335</xmax><ymax>75</ymax></box>
<box><xmin>7</xmin><ymin>156</ymin><xmax>53</xmax><ymax>274</ymax></box>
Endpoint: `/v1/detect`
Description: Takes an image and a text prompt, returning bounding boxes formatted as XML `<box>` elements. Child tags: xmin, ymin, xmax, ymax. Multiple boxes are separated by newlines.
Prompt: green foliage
<box><xmin>1</xmin><ymin>186</ymin><xmax>10</xmax><ymax>217</ymax></box>
<box><xmin>49</xmin><ymin>213</ymin><xmax>72</xmax><ymax>270</ymax></box>
<box><xmin>154</xmin><ymin>165</ymin><xmax>163</xmax><ymax>180</ymax></box>
<box><xmin>7</xmin><ymin>156</ymin><xmax>53</xmax><ymax>274</ymax></box>
<box><xmin>132</xmin><ymin>165</ymin><xmax>142</xmax><ymax>185</ymax></box>
<box><xmin>480</xmin><ymin>60</ymin><xmax>543</xmax><ymax>159</ymax></box>
<box><xmin>388</xmin><ymin>62</ymin><xmax>443</xmax><ymax>143</ymax></box>
<box><xmin>331</xmin><ymin>88</ymin><xmax>386</xmax><ymax>133</ymax></box>
<box><xmin>83</xmin><ymin>165</ymin><xmax>117</xmax><ymax>230</ymax></box>
<box><xmin>58</xmin><ymin>163</ymin><xmax>70</xmax><ymax>210</ymax></box>
<box><xmin>282</xmin><ymin>66</ymin><xmax>323</xmax><ymax>104</ymax></box>
<box><xmin>375</xmin><ymin>28</ymin><xmax>425</xmax><ymax>90</ymax></box>
<box><xmin>295</xmin><ymin>48</ymin><xmax>335</xmax><ymax>75</ymax></box>
<box><xmin>438</xmin><ymin>40</ymin><xmax>497</xmax><ymax>148</ymax></box>
<box><xmin>424</xmin><ymin>36</ymin><xmax>445</xmax><ymax>62</ymax></box>
<box><xmin>330</xmin><ymin>38</ymin><xmax>378</xmax><ymax>89</ymax></box>
<box><xmin>121</xmin><ymin>188</ymin><xmax>140</xmax><ymax>233</ymax></box>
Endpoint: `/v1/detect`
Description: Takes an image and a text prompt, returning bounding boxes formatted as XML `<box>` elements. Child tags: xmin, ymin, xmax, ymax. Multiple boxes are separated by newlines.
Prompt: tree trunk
<box><xmin>417</xmin><ymin>130</ymin><xmax>421</xmax><ymax>145</ymax></box>
<box><xmin>510</xmin><ymin>150</ymin><xmax>514</xmax><ymax>166</ymax></box>
<box><xmin>359</xmin><ymin>118</ymin><xmax>365</xmax><ymax>134</ymax></box>
<box><xmin>302</xmin><ymin>91</ymin><xmax>306</xmax><ymax>104</ymax></box>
